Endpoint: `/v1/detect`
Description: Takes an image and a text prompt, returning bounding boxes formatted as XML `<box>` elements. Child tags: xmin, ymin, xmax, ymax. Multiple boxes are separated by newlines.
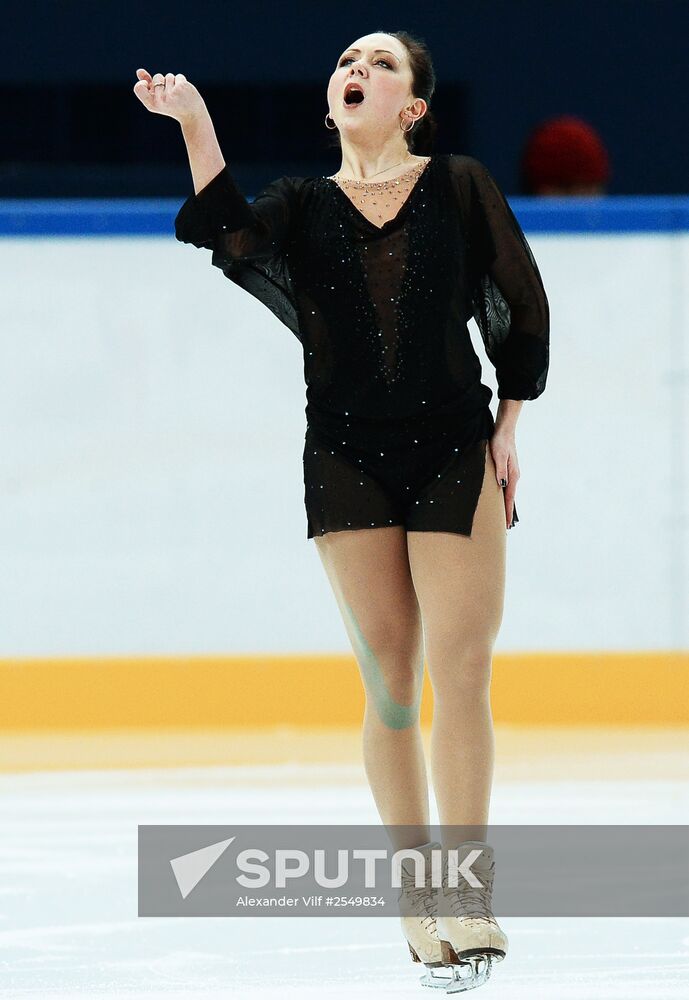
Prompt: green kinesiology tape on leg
<box><xmin>343</xmin><ymin>599</ymin><xmax>423</xmax><ymax>729</ymax></box>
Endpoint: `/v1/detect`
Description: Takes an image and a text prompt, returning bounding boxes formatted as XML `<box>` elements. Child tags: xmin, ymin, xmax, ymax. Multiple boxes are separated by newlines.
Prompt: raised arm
<box><xmin>132</xmin><ymin>68</ymin><xmax>294</xmax><ymax>261</ymax></box>
<box><xmin>173</xmin><ymin>104</ymin><xmax>296</xmax><ymax>263</ymax></box>
<box><xmin>133</xmin><ymin>67</ymin><xmax>300</xmax><ymax>339</ymax></box>
<box><xmin>173</xmin><ymin>153</ymin><xmax>299</xmax><ymax>338</ymax></box>
<box><xmin>452</xmin><ymin>155</ymin><xmax>550</xmax><ymax>401</ymax></box>
<box><xmin>173</xmin><ymin>153</ymin><xmax>295</xmax><ymax>264</ymax></box>
<box><xmin>179</xmin><ymin>103</ymin><xmax>226</xmax><ymax>196</ymax></box>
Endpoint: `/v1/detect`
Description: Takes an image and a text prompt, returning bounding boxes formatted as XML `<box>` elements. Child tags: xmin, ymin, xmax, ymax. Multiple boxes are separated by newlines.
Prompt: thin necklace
<box><xmin>333</xmin><ymin>154</ymin><xmax>415</xmax><ymax>183</ymax></box>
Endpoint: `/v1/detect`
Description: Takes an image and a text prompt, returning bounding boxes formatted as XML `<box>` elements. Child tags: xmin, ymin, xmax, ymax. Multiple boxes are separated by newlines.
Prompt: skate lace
<box><xmin>400</xmin><ymin>872</ymin><xmax>437</xmax><ymax>927</ymax></box>
<box><xmin>446</xmin><ymin>864</ymin><xmax>495</xmax><ymax>920</ymax></box>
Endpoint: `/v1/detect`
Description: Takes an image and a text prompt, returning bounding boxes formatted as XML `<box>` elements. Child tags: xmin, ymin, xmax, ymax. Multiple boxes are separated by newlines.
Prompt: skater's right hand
<box><xmin>133</xmin><ymin>69</ymin><xmax>207</xmax><ymax>125</ymax></box>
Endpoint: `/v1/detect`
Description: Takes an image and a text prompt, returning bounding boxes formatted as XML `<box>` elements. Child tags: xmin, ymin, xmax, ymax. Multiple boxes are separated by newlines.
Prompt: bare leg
<box><xmin>314</xmin><ymin>525</ymin><xmax>431</xmax><ymax>850</ymax></box>
<box><xmin>406</xmin><ymin>445</ymin><xmax>507</xmax><ymax>844</ymax></box>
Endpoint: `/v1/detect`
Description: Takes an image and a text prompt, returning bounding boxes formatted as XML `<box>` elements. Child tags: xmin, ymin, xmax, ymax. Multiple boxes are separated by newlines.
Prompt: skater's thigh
<box><xmin>314</xmin><ymin>526</ymin><xmax>423</xmax><ymax>677</ymax></box>
<box><xmin>406</xmin><ymin>444</ymin><xmax>507</xmax><ymax>680</ymax></box>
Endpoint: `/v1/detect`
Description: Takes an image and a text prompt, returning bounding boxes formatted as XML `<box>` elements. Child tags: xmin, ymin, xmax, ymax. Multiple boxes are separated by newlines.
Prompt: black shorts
<box><xmin>302</xmin><ymin>412</ymin><xmax>518</xmax><ymax>540</ymax></box>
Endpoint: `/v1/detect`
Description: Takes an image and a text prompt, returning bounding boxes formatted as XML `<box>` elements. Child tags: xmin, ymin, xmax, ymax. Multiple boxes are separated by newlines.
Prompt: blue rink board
<box><xmin>1</xmin><ymin>195</ymin><xmax>689</xmax><ymax>237</ymax></box>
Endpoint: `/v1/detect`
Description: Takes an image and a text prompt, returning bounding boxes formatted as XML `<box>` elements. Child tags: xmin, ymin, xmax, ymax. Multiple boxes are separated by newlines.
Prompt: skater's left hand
<box><xmin>490</xmin><ymin>428</ymin><xmax>519</xmax><ymax>530</ymax></box>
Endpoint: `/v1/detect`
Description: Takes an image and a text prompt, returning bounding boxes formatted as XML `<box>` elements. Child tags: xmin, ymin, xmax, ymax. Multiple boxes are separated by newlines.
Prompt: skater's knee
<box><xmin>344</xmin><ymin>599</ymin><xmax>424</xmax><ymax>729</ymax></box>
<box><xmin>426</xmin><ymin>639</ymin><xmax>494</xmax><ymax>699</ymax></box>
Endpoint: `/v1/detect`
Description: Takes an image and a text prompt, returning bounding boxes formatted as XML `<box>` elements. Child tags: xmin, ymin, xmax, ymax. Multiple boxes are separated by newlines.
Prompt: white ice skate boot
<box><xmin>397</xmin><ymin>841</ymin><xmax>446</xmax><ymax>988</ymax></box>
<box><xmin>434</xmin><ymin>840</ymin><xmax>508</xmax><ymax>993</ymax></box>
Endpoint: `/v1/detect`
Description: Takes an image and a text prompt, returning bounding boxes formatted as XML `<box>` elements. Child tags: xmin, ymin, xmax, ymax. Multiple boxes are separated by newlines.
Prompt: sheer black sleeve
<box><xmin>451</xmin><ymin>155</ymin><xmax>550</xmax><ymax>401</ymax></box>
<box><xmin>174</xmin><ymin>165</ymin><xmax>301</xmax><ymax>340</ymax></box>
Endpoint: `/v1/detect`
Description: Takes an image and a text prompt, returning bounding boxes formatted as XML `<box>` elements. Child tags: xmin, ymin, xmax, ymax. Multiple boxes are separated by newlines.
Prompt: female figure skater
<box><xmin>134</xmin><ymin>27</ymin><xmax>549</xmax><ymax>992</ymax></box>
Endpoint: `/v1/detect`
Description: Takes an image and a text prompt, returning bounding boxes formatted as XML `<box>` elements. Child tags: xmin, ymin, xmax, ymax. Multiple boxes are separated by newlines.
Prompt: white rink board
<box><xmin>0</xmin><ymin>232</ymin><xmax>688</xmax><ymax>655</ymax></box>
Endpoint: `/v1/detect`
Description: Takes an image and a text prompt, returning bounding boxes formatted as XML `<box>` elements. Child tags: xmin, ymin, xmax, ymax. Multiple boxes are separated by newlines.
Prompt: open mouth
<box><xmin>343</xmin><ymin>84</ymin><xmax>365</xmax><ymax>107</ymax></box>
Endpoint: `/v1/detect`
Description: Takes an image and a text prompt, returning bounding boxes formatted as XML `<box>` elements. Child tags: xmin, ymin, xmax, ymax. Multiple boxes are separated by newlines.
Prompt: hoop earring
<box><xmin>324</xmin><ymin>113</ymin><xmax>337</xmax><ymax>130</ymax></box>
<box><xmin>401</xmin><ymin>118</ymin><xmax>416</xmax><ymax>133</ymax></box>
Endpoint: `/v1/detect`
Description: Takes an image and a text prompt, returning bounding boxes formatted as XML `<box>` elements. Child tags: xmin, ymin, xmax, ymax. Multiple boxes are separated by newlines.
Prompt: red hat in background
<box><xmin>521</xmin><ymin>115</ymin><xmax>611</xmax><ymax>191</ymax></box>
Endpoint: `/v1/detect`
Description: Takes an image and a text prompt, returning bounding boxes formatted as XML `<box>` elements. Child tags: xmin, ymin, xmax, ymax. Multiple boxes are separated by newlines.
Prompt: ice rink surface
<box><xmin>1</xmin><ymin>759</ymin><xmax>688</xmax><ymax>998</ymax></box>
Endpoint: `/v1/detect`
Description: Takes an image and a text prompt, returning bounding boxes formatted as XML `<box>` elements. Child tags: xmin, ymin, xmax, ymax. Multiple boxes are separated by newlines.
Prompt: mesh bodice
<box><xmin>174</xmin><ymin>153</ymin><xmax>550</xmax><ymax>451</ymax></box>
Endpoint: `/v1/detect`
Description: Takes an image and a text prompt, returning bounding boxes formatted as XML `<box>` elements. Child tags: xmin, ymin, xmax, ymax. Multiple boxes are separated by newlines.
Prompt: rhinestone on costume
<box><xmin>298</xmin><ymin>153</ymin><xmax>502</xmax><ymax>541</ymax></box>
<box><xmin>324</xmin><ymin>158</ymin><xmax>432</xmax><ymax>388</ymax></box>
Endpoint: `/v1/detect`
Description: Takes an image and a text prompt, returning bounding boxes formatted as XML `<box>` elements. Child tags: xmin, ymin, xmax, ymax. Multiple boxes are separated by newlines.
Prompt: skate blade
<box><xmin>420</xmin><ymin>940</ymin><xmax>506</xmax><ymax>993</ymax></box>
<box><xmin>419</xmin><ymin>956</ymin><xmax>493</xmax><ymax>993</ymax></box>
